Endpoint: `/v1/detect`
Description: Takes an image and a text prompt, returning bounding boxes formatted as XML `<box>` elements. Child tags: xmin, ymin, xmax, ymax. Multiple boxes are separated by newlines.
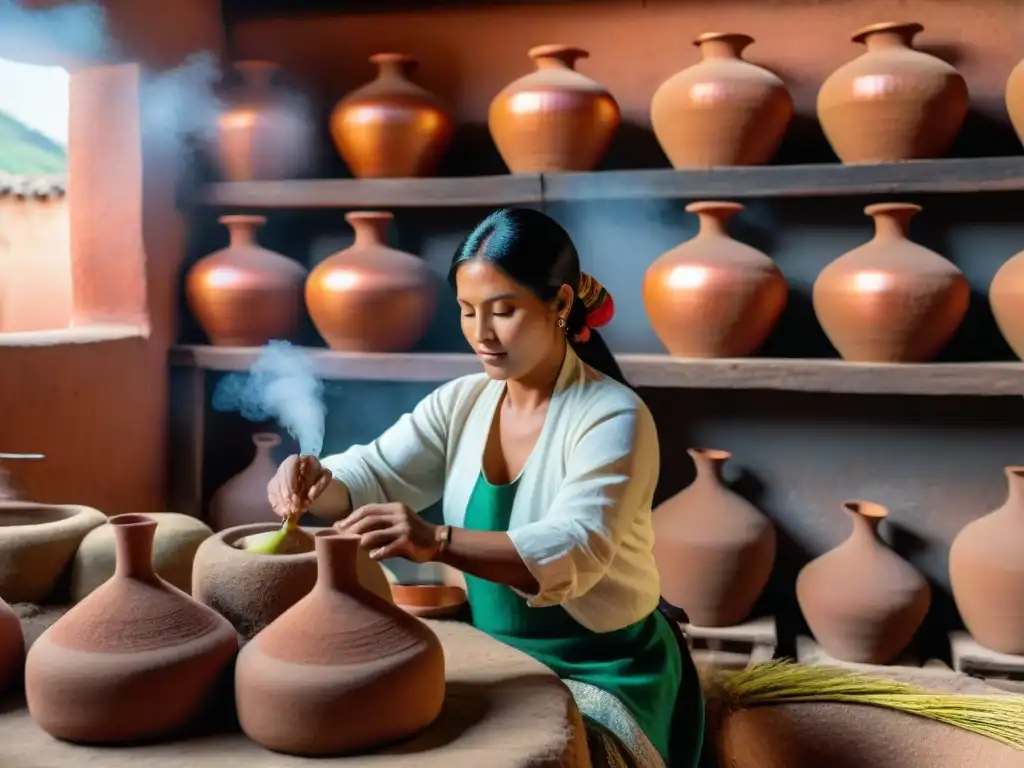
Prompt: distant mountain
<box><xmin>0</xmin><ymin>110</ymin><xmax>66</xmax><ymax>174</ymax></box>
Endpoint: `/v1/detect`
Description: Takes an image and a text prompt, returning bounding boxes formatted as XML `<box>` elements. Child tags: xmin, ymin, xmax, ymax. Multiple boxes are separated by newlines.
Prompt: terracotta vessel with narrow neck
<box><xmin>208</xmin><ymin>432</ymin><xmax>282</xmax><ymax>531</ymax></box>
<box><xmin>644</xmin><ymin>201</ymin><xmax>787</xmax><ymax>358</ymax></box>
<box><xmin>949</xmin><ymin>467</ymin><xmax>1024</xmax><ymax>654</ymax></box>
<box><xmin>813</xmin><ymin>203</ymin><xmax>969</xmax><ymax>362</ymax></box>
<box><xmin>988</xmin><ymin>246</ymin><xmax>1024</xmax><ymax>360</ymax></box>
<box><xmin>330</xmin><ymin>53</ymin><xmax>454</xmax><ymax>178</ymax></box>
<box><xmin>306</xmin><ymin>211</ymin><xmax>436</xmax><ymax>352</ymax></box>
<box><xmin>651</xmin><ymin>33</ymin><xmax>793</xmax><ymax>167</ymax></box>
<box><xmin>489</xmin><ymin>44</ymin><xmax>620</xmax><ymax>173</ymax></box>
<box><xmin>0</xmin><ymin>597</ymin><xmax>23</xmax><ymax>694</ymax></box>
<box><xmin>25</xmin><ymin>514</ymin><xmax>238</xmax><ymax>743</ymax></box>
<box><xmin>1006</xmin><ymin>58</ymin><xmax>1024</xmax><ymax>148</ymax></box>
<box><xmin>235</xmin><ymin>531</ymin><xmax>445</xmax><ymax>756</ymax></box>
<box><xmin>817</xmin><ymin>22</ymin><xmax>968</xmax><ymax>163</ymax></box>
<box><xmin>796</xmin><ymin>501</ymin><xmax>931</xmax><ymax>664</ymax></box>
<box><xmin>186</xmin><ymin>216</ymin><xmax>307</xmax><ymax>347</ymax></box>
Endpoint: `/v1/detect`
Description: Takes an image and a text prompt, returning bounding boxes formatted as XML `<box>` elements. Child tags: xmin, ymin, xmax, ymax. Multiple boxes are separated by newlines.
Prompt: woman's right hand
<box><xmin>267</xmin><ymin>455</ymin><xmax>334</xmax><ymax>520</ymax></box>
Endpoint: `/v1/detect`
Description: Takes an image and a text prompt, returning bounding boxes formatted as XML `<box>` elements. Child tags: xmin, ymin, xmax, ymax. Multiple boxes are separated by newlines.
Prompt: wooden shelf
<box><xmin>170</xmin><ymin>346</ymin><xmax>1024</xmax><ymax>396</ymax></box>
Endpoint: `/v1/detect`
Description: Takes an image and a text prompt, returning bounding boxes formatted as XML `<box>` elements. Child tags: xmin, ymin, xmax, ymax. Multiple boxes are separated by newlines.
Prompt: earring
<box><xmin>557</xmin><ymin>316</ymin><xmax>567</xmax><ymax>333</ymax></box>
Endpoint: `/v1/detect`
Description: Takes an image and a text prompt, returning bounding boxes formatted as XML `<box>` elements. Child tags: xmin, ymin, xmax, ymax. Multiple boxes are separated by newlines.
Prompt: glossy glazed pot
<box><xmin>185</xmin><ymin>216</ymin><xmax>307</xmax><ymax>347</ymax></box>
<box><xmin>25</xmin><ymin>514</ymin><xmax>238</xmax><ymax>743</ymax></box>
<box><xmin>650</xmin><ymin>33</ymin><xmax>793</xmax><ymax>167</ymax></box>
<box><xmin>235</xmin><ymin>531</ymin><xmax>445</xmax><ymax>756</ymax></box>
<box><xmin>330</xmin><ymin>53</ymin><xmax>454</xmax><ymax>178</ymax></box>
<box><xmin>813</xmin><ymin>203</ymin><xmax>969</xmax><ymax>362</ymax></box>
<box><xmin>796</xmin><ymin>501</ymin><xmax>931</xmax><ymax>664</ymax></box>
<box><xmin>653</xmin><ymin>449</ymin><xmax>776</xmax><ymax>626</ymax></box>
<box><xmin>0</xmin><ymin>597</ymin><xmax>23</xmax><ymax>694</ymax></box>
<box><xmin>208</xmin><ymin>432</ymin><xmax>281</xmax><ymax>532</ymax></box>
<box><xmin>817</xmin><ymin>22</ymin><xmax>968</xmax><ymax>163</ymax></box>
<box><xmin>643</xmin><ymin>201</ymin><xmax>787</xmax><ymax>358</ymax></box>
<box><xmin>306</xmin><ymin>211</ymin><xmax>436</xmax><ymax>352</ymax></box>
<box><xmin>949</xmin><ymin>467</ymin><xmax>1024</xmax><ymax>654</ymax></box>
<box><xmin>489</xmin><ymin>44</ymin><xmax>620</xmax><ymax>173</ymax></box>
<box><xmin>988</xmin><ymin>246</ymin><xmax>1024</xmax><ymax>360</ymax></box>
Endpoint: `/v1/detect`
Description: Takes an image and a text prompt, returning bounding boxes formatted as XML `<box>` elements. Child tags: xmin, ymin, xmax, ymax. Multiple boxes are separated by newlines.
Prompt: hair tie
<box><xmin>572</xmin><ymin>273</ymin><xmax>615</xmax><ymax>343</ymax></box>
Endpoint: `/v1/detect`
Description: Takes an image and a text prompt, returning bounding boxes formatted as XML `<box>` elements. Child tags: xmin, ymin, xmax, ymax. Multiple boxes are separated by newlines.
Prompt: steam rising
<box><xmin>213</xmin><ymin>342</ymin><xmax>327</xmax><ymax>457</ymax></box>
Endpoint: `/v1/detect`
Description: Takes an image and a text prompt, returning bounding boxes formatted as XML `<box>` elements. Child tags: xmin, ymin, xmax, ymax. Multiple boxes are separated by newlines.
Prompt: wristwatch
<box><xmin>433</xmin><ymin>525</ymin><xmax>452</xmax><ymax>560</ymax></box>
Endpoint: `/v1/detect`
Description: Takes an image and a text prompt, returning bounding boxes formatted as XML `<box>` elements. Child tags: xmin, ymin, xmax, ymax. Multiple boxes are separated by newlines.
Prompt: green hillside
<box><xmin>0</xmin><ymin>110</ymin><xmax>66</xmax><ymax>174</ymax></box>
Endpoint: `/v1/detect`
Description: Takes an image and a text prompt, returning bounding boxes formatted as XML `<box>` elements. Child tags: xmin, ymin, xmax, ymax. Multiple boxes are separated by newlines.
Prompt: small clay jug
<box><xmin>653</xmin><ymin>449</ymin><xmax>776</xmax><ymax>627</ymax></box>
<box><xmin>650</xmin><ymin>33</ymin><xmax>793</xmax><ymax>168</ymax></box>
<box><xmin>488</xmin><ymin>44</ymin><xmax>620</xmax><ymax>173</ymax></box>
<box><xmin>213</xmin><ymin>60</ymin><xmax>315</xmax><ymax>181</ymax></box>
<box><xmin>949</xmin><ymin>467</ymin><xmax>1024</xmax><ymax>654</ymax></box>
<box><xmin>236</xmin><ymin>531</ymin><xmax>445</xmax><ymax>756</ymax></box>
<box><xmin>1006</xmin><ymin>58</ymin><xmax>1024</xmax><ymax>148</ymax></box>
<box><xmin>988</xmin><ymin>247</ymin><xmax>1024</xmax><ymax>360</ymax></box>
<box><xmin>306</xmin><ymin>211</ymin><xmax>437</xmax><ymax>352</ymax></box>
<box><xmin>796</xmin><ymin>501</ymin><xmax>931</xmax><ymax>664</ymax></box>
<box><xmin>817</xmin><ymin>22</ymin><xmax>968</xmax><ymax>163</ymax></box>
<box><xmin>0</xmin><ymin>596</ymin><xmax>24</xmax><ymax>694</ymax></box>
<box><xmin>813</xmin><ymin>203</ymin><xmax>969</xmax><ymax>362</ymax></box>
<box><xmin>643</xmin><ymin>202</ymin><xmax>788</xmax><ymax>358</ymax></box>
<box><xmin>330</xmin><ymin>53</ymin><xmax>454</xmax><ymax>178</ymax></box>
<box><xmin>25</xmin><ymin>514</ymin><xmax>238</xmax><ymax>743</ymax></box>
<box><xmin>186</xmin><ymin>215</ymin><xmax>307</xmax><ymax>347</ymax></box>
<box><xmin>208</xmin><ymin>432</ymin><xmax>281</xmax><ymax>531</ymax></box>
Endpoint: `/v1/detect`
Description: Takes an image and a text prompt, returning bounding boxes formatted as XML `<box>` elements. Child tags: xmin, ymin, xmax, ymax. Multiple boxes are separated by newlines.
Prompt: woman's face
<box><xmin>455</xmin><ymin>259</ymin><xmax>569</xmax><ymax>381</ymax></box>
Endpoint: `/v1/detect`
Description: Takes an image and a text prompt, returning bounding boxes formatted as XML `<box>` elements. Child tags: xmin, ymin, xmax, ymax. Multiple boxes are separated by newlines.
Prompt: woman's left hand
<box><xmin>333</xmin><ymin>502</ymin><xmax>440</xmax><ymax>563</ymax></box>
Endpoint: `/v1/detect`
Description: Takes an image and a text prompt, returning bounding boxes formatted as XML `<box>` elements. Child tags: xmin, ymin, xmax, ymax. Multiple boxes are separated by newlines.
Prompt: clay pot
<box><xmin>25</xmin><ymin>514</ymin><xmax>238</xmax><ymax>743</ymax></box>
<box><xmin>813</xmin><ymin>203</ymin><xmax>969</xmax><ymax>362</ymax></box>
<box><xmin>650</xmin><ymin>33</ymin><xmax>793</xmax><ymax>168</ymax></box>
<box><xmin>186</xmin><ymin>216</ymin><xmax>307</xmax><ymax>347</ymax></box>
<box><xmin>213</xmin><ymin>60</ymin><xmax>315</xmax><ymax>181</ymax></box>
<box><xmin>208</xmin><ymin>432</ymin><xmax>282</xmax><ymax>531</ymax></box>
<box><xmin>653</xmin><ymin>449</ymin><xmax>776</xmax><ymax>627</ymax></box>
<box><xmin>1006</xmin><ymin>58</ymin><xmax>1024</xmax><ymax>148</ymax></box>
<box><xmin>796</xmin><ymin>501</ymin><xmax>931</xmax><ymax>665</ymax></box>
<box><xmin>391</xmin><ymin>584</ymin><xmax>468</xmax><ymax>619</ymax></box>
<box><xmin>306</xmin><ymin>211</ymin><xmax>437</xmax><ymax>352</ymax></box>
<box><xmin>949</xmin><ymin>467</ymin><xmax>1024</xmax><ymax>654</ymax></box>
<box><xmin>988</xmin><ymin>247</ymin><xmax>1024</xmax><ymax>360</ymax></box>
<box><xmin>330</xmin><ymin>53</ymin><xmax>454</xmax><ymax>179</ymax></box>
<box><xmin>817</xmin><ymin>22</ymin><xmax>968</xmax><ymax>164</ymax></box>
<box><xmin>192</xmin><ymin>522</ymin><xmax>394</xmax><ymax>639</ymax></box>
<box><xmin>0</xmin><ymin>596</ymin><xmax>23</xmax><ymax>694</ymax></box>
<box><xmin>0</xmin><ymin>502</ymin><xmax>106</xmax><ymax>603</ymax></box>
<box><xmin>236</xmin><ymin>531</ymin><xmax>445</xmax><ymax>756</ymax></box>
<box><xmin>488</xmin><ymin>44</ymin><xmax>620</xmax><ymax>173</ymax></box>
<box><xmin>643</xmin><ymin>202</ymin><xmax>787</xmax><ymax>358</ymax></box>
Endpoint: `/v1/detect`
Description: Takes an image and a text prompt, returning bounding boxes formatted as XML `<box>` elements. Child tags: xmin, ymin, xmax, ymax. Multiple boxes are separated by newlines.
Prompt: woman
<box><xmin>267</xmin><ymin>208</ymin><xmax>704</xmax><ymax>768</ymax></box>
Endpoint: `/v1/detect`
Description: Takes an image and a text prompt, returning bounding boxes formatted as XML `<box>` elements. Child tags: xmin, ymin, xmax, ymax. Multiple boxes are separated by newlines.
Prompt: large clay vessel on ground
<box><xmin>813</xmin><ymin>203</ymin><xmax>969</xmax><ymax>362</ymax></box>
<box><xmin>330</xmin><ymin>53</ymin><xmax>454</xmax><ymax>178</ymax></box>
<box><xmin>643</xmin><ymin>201</ymin><xmax>787</xmax><ymax>357</ymax></box>
<box><xmin>949</xmin><ymin>466</ymin><xmax>1024</xmax><ymax>654</ymax></box>
<box><xmin>213</xmin><ymin>60</ymin><xmax>315</xmax><ymax>181</ymax></box>
<box><xmin>186</xmin><ymin>216</ymin><xmax>307</xmax><ymax>347</ymax></box>
<box><xmin>235</xmin><ymin>531</ymin><xmax>445</xmax><ymax>756</ymax></box>
<box><xmin>208</xmin><ymin>432</ymin><xmax>282</xmax><ymax>532</ymax></box>
<box><xmin>1007</xmin><ymin>58</ymin><xmax>1024</xmax><ymax>148</ymax></box>
<box><xmin>0</xmin><ymin>596</ymin><xmax>23</xmax><ymax>694</ymax></box>
<box><xmin>650</xmin><ymin>33</ymin><xmax>793</xmax><ymax>167</ymax></box>
<box><xmin>24</xmin><ymin>514</ymin><xmax>238</xmax><ymax>743</ymax></box>
<box><xmin>796</xmin><ymin>501</ymin><xmax>931</xmax><ymax>664</ymax></box>
<box><xmin>817</xmin><ymin>22</ymin><xmax>968</xmax><ymax>163</ymax></box>
<box><xmin>653</xmin><ymin>449</ymin><xmax>776</xmax><ymax>627</ymax></box>
<box><xmin>306</xmin><ymin>211</ymin><xmax>437</xmax><ymax>352</ymax></box>
<box><xmin>488</xmin><ymin>44</ymin><xmax>620</xmax><ymax>173</ymax></box>
<box><xmin>988</xmin><ymin>247</ymin><xmax>1024</xmax><ymax>360</ymax></box>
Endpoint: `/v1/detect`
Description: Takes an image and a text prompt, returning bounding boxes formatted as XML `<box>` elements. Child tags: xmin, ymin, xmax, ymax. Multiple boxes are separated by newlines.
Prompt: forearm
<box><xmin>437</xmin><ymin>527</ymin><xmax>538</xmax><ymax>594</ymax></box>
<box><xmin>307</xmin><ymin>478</ymin><xmax>353</xmax><ymax>523</ymax></box>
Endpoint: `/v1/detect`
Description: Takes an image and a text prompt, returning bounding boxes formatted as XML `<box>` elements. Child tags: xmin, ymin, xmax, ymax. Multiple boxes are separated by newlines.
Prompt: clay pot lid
<box><xmin>528</xmin><ymin>45</ymin><xmax>589</xmax><ymax>65</ymax></box>
<box><xmin>863</xmin><ymin>202</ymin><xmax>922</xmax><ymax>219</ymax></box>
<box><xmin>687</xmin><ymin>447</ymin><xmax>732</xmax><ymax>461</ymax></box>
<box><xmin>843</xmin><ymin>499</ymin><xmax>888</xmax><ymax>520</ymax></box>
<box><xmin>692</xmin><ymin>32</ymin><xmax>755</xmax><ymax>48</ymax></box>
<box><xmin>686</xmin><ymin>201</ymin><xmax>744</xmax><ymax>216</ymax></box>
<box><xmin>851</xmin><ymin>22</ymin><xmax>924</xmax><ymax>44</ymax></box>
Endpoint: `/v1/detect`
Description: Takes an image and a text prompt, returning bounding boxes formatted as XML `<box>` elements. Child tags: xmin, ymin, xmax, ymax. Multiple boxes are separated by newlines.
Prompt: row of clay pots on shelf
<box><xmin>214</xmin><ymin>22</ymin><xmax>1022</xmax><ymax>180</ymax></box>
<box><xmin>654</xmin><ymin>449</ymin><xmax>1024</xmax><ymax>663</ymax></box>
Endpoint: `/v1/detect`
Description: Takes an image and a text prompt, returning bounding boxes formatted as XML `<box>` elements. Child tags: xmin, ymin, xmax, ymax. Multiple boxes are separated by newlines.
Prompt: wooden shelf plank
<box><xmin>170</xmin><ymin>346</ymin><xmax>1024</xmax><ymax>396</ymax></box>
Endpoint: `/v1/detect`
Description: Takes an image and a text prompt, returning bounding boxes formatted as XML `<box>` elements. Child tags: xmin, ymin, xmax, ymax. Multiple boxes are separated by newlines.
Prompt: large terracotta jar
<box><xmin>813</xmin><ymin>203</ymin><xmax>969</xmax><ymax>362</ymax></box>
<box><xmin>650</xmin><ymin>33</ymin><xmax>793</xmax><ymax>168</ymax></box>
<box><xmin>25</xmin><ymin>514</ymin><xmax>238</xmax><ymax>743</ymax></box>
<box><xmin>653</xmin><ymin>449</ymin><xmax>776</xmax><ymax>627</ymax></box>
<box><xmin>988</xmin><ymin>247</ymin><xmax>1024</xmax><ymax>360</ymax></box>
<box><xmin>796</xmin><ymin>501</ymin><xmax>931</xmax><ymax>665</ymax></box>
<box><xmin>330</xmin><ymin>53</ymin><xmax>454</xmax><ymax>179</ymax></box>
<box><xmin>817</xmin><ymin>22</ymin><xmax>968</xmax><ymax>164</ymax></box>
<box><xmin>949</xmin><ymin>467</ymin><xmax>1024</xmax><ymax>654</ymax></box>
<box><xmin>236</xmin><ymin>531</ymin><xmax>445</xmax><ymax>756</ymax></box>
<box><xmin>213</xmin><ymin>60</ymin><xmax>315</xmax><ymax>181</ymax></box>
<box><xmin>306</xmin><ymin>211</ymin><xmax>437</xmax><ymax>352</ymax></box>
<box><xmin>0</xmin><ymin>597</ymin><xmax>23</xmax><ymax>694</ymax></box>
<box><xmin>488</xmin><ymin>44</ymin><xmax>620</xmax><ymax>173</ymax></box>
<box><xmin>1006</xmin><ymin>58</ymin><xmax>1024</xmax><ymax>147</ymax></box>
<box><xmin>208</xmin><ymin>432</ymin><xmax>281</xmax><ymax>531</ymax></box>
<box><xmin>643</xmin><ymin>201</ymin><xmax>787</xmax><ymax>358</ymax></box>
<box><xmin>185</xmin><ymin>215</ymin><xmax>307</xmax><ymax>347</ymax></box>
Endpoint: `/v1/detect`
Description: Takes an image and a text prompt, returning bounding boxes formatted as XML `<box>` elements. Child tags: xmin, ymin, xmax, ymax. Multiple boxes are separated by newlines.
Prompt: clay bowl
<box><xmin>391</xmin><ymin>583</ymin><xmax>468</xmax><ymax>618</ymax></box>
<box><xmin>0</xmin><ymin>502</ymin><xmax>107</xmax><ymax>603</ymax></box>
